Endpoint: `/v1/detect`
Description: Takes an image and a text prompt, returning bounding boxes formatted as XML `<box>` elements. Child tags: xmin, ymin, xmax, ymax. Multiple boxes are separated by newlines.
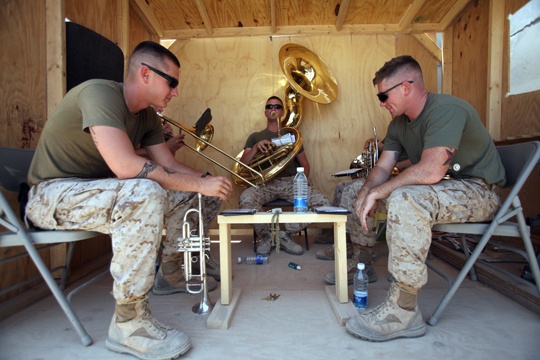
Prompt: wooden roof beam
<box><xmin>269</xmin><ymin>0</ymin><xmax>276</xmax><ymax>34</ymax></box>
<box><xmin>195</xmin><ymin>0</ymin><xmax>213</xmax><ymax>36</ymax></box>
<box><xmin>130</xmin><ymin>0</ymin><xmax>164</xmax><ymax>37</ymax></box>
<box><xmin>399</xmin><ymin>0</ymin><xmax>426</xmax><ymax>31</ymax></box>
<box><xmin>335</xmin><ymin>0</ymin><xmax>351</xmax><ymax>32</ymax></box>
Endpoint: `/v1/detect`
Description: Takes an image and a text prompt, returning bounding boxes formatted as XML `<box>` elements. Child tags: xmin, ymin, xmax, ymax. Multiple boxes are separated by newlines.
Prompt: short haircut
<box><xmin>373</xmin><ymin>55</ymin><xmax>422</xmax><ymax>86</ymax></box>
<box><xmin>266</xmin><ymin>96</ymin><xmax>283</xmax><ymax>105</ymax></box>
<box><xmin>129</xmin><ymin>41</ymin><xmax>180</xmax><ymax>70</ymax></box>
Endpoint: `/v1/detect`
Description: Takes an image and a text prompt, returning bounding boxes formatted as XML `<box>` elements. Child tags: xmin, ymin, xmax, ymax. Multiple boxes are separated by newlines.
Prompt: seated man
<box><xmin>239</xmin><ymin>96</ymin><xmax>332</xmax><ymax>256</ymax></box>
<box><xmin>316</xmin><ymin>139</ymin><xmax>411</xmax><ymax>287</ymax></box>
<box><xmin>26</xmin><ymin>41</ymin><xmax>233</xmax><ymax>359</ymax></box>
<box><xmin>345</xmin><ymin>55</ymin><xmax>504</xmax><ymax>342</ymax></box>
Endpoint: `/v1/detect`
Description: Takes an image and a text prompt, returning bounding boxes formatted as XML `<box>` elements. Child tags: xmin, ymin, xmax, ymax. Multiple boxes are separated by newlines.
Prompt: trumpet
<box><xmin>156</xmin><ymin>111</ymin><xmax>265</xmax><ymax>188</ymax></box>
<box><xmin>178</xmin><ymin>193</ymin><xmax>214</xmax><ymax>314</ymax></box>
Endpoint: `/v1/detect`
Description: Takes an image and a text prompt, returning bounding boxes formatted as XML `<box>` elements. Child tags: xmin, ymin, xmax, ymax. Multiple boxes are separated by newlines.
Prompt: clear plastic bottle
<box><xmin>353</xmin><ymin>262</ymin><xmax>368</xmax><ymax>311</ymax></box>
<box><xmin>293</xmin><ymin>167</ymin><xmax>308</xmax><ymax>213</ymax></box>
<box><xmin>237</xmin><ymin>255</ymin><xmax>269</xmax><ymax>265</ymax></box>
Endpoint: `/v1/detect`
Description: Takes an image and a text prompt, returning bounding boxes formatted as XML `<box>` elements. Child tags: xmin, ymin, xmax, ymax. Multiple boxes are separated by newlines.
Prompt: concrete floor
<box><xmin>0</xmin><ymin>235</ymin><xmax>539</xmax><ymax>360</ymax></box>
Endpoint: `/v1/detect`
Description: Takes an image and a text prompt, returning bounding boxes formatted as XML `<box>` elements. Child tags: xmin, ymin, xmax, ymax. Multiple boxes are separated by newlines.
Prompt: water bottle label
<box><xmin>353</xmin><ymin>291</ymin><xmax>368</xmax><ymax>310</ymax></box>
<box><xmin>294</xmin><ymin>197</ymin><xmax>308</xmax><ymax>209</ymax></box>
<box><xmin>255</xmin><ymin>255</ymin><xmax>264</xmax><ymax>264</ymax></box>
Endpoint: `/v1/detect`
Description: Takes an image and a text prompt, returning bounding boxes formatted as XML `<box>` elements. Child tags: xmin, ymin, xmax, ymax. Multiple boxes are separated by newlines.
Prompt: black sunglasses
<box><xmin>141</xmin><ymin>62</ymin><xmax>179</xmax><ymax>89</ymax></box>
<box><xmin>377</xmin><ymin>80</ymin><xmax>413</xmax><ymax>103</ymax></box>
<box><xmin>265</xmin><ymin>104</ymin><xmax>283</xmax><ymax>110</ymax></box>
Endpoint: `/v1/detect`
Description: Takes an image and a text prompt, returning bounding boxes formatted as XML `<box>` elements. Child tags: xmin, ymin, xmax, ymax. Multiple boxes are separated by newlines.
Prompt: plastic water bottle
<box><xmin>237</xmin><ymin>255</ymin><xmax>269</xmax><ymax>265</ymax></box>
<box><xmin>293</xmin><ymin>167</ymin><xmax>308</xmax><ymax>213</ymax></box>
<box><xmin>353</xmin><ymin>262</ymin><xmax>368</xmax><ymax>311</ymax></box>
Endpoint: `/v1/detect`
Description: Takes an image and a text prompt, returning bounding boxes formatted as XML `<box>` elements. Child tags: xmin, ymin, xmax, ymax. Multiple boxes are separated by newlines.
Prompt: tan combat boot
<box><xmin>345</xmin><ymin>282</ymin><xmax>426</xmax><ymax>342</ymax></box>
<box><xmin>106</xmin><ymin>295</ymin><xmax>192</xmax><ymax>359</ymax></box>
<box><xmin>153</xmin><ymin>253</ymin><xmax>217</xmax><ymax>295</ymax></box>
<box><xmin>323</xmin><ymin>243</ymin><xmax>377</xmax><ymax>284</ymax></box>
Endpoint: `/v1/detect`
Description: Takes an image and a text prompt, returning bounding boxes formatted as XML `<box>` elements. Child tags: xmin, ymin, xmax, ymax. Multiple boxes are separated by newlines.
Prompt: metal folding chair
<box><xmin>428</xmin><ymin>141</ymin><xmax>540</xmax><ymax>325</ymax></box>
<box><xmin>0</xmin><ymin>147</ymin><xmax>104</xmax><ymax>346</ymax></box>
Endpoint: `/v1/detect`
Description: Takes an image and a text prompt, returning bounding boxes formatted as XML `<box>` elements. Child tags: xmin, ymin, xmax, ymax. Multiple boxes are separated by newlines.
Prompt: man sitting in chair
<box><xmin>239</xmin><ymin>96</ymin><xmax>332</xmax><ymax>256</ymax></box>
<box><xmin>345</xmin><ymin>55</ymin><xmax>505</xmax><ymax>342</ymax></box>
<box><xmin>25</xmin><ymin>41</ymin><xmax>233</xmax><ymax>359</ymax></box>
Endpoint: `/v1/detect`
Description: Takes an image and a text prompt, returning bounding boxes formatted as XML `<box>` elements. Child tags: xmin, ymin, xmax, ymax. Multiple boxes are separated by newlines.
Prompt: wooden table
<box><xmin>207</xmin><ymin>211</ymin><xmax>357</xmax><ymax>329</ymax></box>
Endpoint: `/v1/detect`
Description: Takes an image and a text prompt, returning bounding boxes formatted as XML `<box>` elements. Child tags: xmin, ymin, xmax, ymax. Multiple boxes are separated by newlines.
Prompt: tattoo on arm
<box><xmin>135</xmin><ymin>162</ymin><xmax>177</xmax><ymax>178</ymax></box>
<box><xmin>135</xmin><ymin>162</ymin><xmax>158</xmax><ymax>178</ymax></box>
<box><xmin>443</xmin><ymin>148</ymin><xmax>456</xmax><ymax>166</ymax></box>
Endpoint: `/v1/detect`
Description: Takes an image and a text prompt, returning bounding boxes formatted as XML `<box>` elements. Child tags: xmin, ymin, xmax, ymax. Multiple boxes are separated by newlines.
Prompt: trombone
<box><xmin>156</xmin><ymin>111</ymin><xmax>265</xmax><ymax>188</ymax></box>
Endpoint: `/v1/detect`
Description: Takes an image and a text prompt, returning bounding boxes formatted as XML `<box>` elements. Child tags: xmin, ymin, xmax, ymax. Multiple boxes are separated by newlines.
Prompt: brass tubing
<box><xmin>156</xmin><ymin>113</ymin><xmax>264</xmax><ymax>188</ymax></box>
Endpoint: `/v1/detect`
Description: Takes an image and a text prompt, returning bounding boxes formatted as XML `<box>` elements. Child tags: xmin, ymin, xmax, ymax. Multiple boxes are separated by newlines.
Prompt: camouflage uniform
<box><xmin>383</xmin><ymin>178</ymin><xmax>499</xmax><ymax>289</ymax></box>
<box><xmin>239</xmin><ymin>176</ymin><xmax>332</xmax><ymax>235</ymax></box>
<box><xmin>26</xmin><ymin>177</ymin><xmax>220</xmax><ymax>304</ymax></box>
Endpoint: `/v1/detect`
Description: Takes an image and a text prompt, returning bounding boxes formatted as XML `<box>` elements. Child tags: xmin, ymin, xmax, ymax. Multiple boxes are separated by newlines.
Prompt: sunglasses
<box><xmin>141</xmin><ymin>62</ymin><xmax>179</xmax><ymax>89</ymax></box>
<box><xmin>265</xmin><ymin>104</ymin><xmax>283</xmax><ymax>110</ymax></box>
<box><xmin>376</xmin><ymin>80</ymin><xmax>413</xmax><ymax>103</ymax></box>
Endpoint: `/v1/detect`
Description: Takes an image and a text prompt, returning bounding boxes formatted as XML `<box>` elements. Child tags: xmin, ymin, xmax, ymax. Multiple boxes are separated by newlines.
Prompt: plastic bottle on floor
<box><xmin>293</xmin><ymin>167</ymin><xmax>308</xmax><ymax>213</ymax></box>
<box><xmin>353</xmin><ymin>262</ymin><xmax>368</xmax><ymax>311</ymax></box>
<box><xmin>237</xmin><ymin>255</ymin><xmax>269</xmax><ymax>265</ymax></box>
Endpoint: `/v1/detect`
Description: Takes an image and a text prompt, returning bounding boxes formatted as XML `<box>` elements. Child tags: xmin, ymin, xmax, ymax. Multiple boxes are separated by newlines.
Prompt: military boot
<box><xmin>153</xmin><ymin>254</ymin><xmax>217</xmax><ymax>295</ymax></box>
<box><xmin>345</xmin><ymin>282</ymin><xmax>426</xmax><ymax>342</ymax></box>
<box><xmin>106</xmin><ymin>295</ymin><xmax>192</xmax><ymax>359</ymax></box>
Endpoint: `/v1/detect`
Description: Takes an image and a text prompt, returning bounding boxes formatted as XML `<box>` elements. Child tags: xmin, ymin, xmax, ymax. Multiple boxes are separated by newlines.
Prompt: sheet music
<box><xmin>332</xmin><ymin>168</ymin><xmax>362</xmax><ymax>177</ymax></box>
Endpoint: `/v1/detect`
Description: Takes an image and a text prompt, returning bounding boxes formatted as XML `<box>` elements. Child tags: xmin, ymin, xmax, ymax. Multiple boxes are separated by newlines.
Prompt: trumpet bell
<box><xmin>196</xmin><ymin>124</ymin><xmax>214</xmax><ymax>152</ymax></box>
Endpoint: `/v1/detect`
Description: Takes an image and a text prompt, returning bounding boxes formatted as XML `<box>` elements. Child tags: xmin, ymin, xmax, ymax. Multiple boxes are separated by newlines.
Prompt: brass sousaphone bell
<box><xmin>232</xmin><ymin>43</ymin><xmax>338</xmax><ymax>187</ymax></box>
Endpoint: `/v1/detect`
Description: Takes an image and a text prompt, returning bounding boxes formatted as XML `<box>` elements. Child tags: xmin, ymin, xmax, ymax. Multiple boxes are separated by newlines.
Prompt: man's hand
<box><xmin>255</xmin><ymin>139</ymin><xmax>275</xmax><ymax>154</ymax></box>
<box><xmin>165</xmin><ymin>133</ymin><xmax>185</xmax><ymax>154</ymax></box>
<box><xmin>201</xmin><ymin>175</ymin><xmax>233</xmax><ymax>201</ymax></box>
<box><xmin>355</xmin><ymin>189</ymin><xmax>377</xmax><ymax>231</ymax></box>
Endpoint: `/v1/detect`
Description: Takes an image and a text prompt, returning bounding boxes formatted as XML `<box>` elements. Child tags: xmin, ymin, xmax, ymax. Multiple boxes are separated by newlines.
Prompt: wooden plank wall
<box><xmin>1</xmin><ymin>0</ymin><xmax>538</xmax><ymax>307</ymax></box>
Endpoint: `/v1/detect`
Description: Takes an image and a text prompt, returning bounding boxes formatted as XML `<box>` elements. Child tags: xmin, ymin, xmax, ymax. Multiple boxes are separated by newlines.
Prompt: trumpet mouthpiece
<box><xmin>270</xmin><ymin>111</ymin><xmax>277</xmax><ymax>117</ymax></box>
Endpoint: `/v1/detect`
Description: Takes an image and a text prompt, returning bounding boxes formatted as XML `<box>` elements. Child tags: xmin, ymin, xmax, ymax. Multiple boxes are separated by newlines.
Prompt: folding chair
<box><xmin>253</xmin><ymin>198</ymin><xmax>309</xmax><ymax>252</ymax></box>
<box><xmin>428</xmin><ymin>141</ymin><xmax>540</xmax><ymax>326</ymax></box>
<box><xmin>0</xmin><ymin>147</ymin><xmax>103</xmax><ymax>346</ymax></box>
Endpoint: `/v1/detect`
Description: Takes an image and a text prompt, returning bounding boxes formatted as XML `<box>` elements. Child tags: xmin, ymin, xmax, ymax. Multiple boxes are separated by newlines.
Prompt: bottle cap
<box><xmin>237</xmin><ymin>257</ymin><xmax>242</xmax><ymax>264</ymax></box>
<box><xmin>357</xmin><ymin>262</ymin><xmax>365</xmax><ymax>270</ymax></box>
<box><xmin>297</xmin><ymin>167</ymin><xmax>304</xmax><ymax>172</ymax></box>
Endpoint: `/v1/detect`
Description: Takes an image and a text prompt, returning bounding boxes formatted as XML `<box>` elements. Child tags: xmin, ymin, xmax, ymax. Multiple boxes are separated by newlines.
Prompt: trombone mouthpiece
<box><xmin>270</xmin><ymin>111</ymin><xmax>277</xmax><ymax>117</ymax></box>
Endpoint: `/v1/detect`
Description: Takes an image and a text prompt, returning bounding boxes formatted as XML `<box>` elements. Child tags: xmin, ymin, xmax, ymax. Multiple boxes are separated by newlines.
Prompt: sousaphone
<box><xmin>232</xmin><ymin>43</ymin><xmax>338</xmax><ymax>187</ymax></box>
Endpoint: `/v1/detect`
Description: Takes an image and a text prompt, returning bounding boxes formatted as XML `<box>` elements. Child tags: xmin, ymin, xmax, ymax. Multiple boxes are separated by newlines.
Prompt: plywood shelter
<box><xmin>1</xmin><ymin>0</ymin><xmax>539</xmax><ymax>317</ymax></box>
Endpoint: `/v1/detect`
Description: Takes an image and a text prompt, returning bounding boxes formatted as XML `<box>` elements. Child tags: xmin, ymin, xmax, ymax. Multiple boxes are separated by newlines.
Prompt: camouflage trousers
<box><xmin>239</xmin><ymin>176</ymin><xmax>332</xmax><ymax>236</ymax></box>
<box><xmin>26</xmin><ymin>177</ymin><xmax>221</xmax><ymax>303</ymax></box>
<box><xmin>382</xmin><ymin>178</ymin><xmax>500</xmax><ymax>289</ymax></box>
<box><xmin>333</xmin><ymin>178</ymin><xmax>379</xmax><ymax>247</ymax></box>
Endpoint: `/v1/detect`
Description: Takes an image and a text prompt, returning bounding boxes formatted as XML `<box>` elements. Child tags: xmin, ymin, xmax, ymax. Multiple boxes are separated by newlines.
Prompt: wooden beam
<box><xmin>439</xmin><ymin>0</ymin><xmax>472</xmax><ymax>30</ymax></box>
<box><xmin>413</xmin><ymin>33</ymin><xmax>442</xmax><ymax>63</ymax></box>
<box><xmin>269</xmin><ymin>0</ymin><xmax>276</xmax><ymax>34</ymax></box>
<box><xmin>335</xmin><ymin>0</ymin><xmax>351</xmax><ymax>32</ymax></box>
<box><xmin>442</xmin><ymin>26</ymin><xmax>453</xmax><ymax>95</ymax></box>
<box><xmin>45</xmin><ymin>0</ymin><xmax>67</xmax><ymax>279</ymax></box>
<box><xmin>129</xmin><ymin>0</ymin><xmax>164</xmax><ymax>37</ymax></box>
<box><xmin>486</xmin><ymin>0</ymin><xmax>505</xmax><ymax>141</ymax></box>
<box><xmin>194</xmin><ymin>0</ymin><xmax>213</xmax><ymax>36</ymax></box>
<box><xmin>399</xmin><ymin>0</ymin><xmax>426</xmax><ymax>31</ymax></box>
<box><xmin>117</xmin><ymin>0</ymin><xmax>129</xmax><ymax>77</ymax></box>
